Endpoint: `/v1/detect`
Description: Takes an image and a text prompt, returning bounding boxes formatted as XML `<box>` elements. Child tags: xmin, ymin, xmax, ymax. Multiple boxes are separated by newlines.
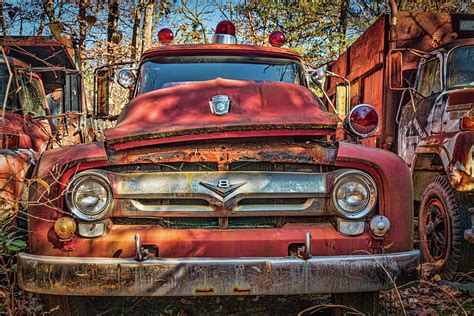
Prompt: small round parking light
<box><xmin>157</xmin><ymin>28</ymin><xmax>174</xmax><ymax>45</ymax></box>
<box><xmin>269</xmin><ymin>31</ymin><xmax>286</xmax><ymax>47</ymax></box>
<box><xmin>370</xmin><ymin>216</ymin><xmax>391</xmax><ymax>237</ymax></box>
<box><xmin>54</xmin><ymin>217</ymin><xmax>77</xmax><ymax>240</ymax></box>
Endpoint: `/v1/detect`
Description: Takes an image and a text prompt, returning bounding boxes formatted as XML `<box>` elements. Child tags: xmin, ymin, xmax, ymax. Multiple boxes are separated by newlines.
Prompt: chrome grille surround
<box><xmin>104</xmin><ymin>170</ymin><xmax>329</xmax><ymax>217</ymax></box>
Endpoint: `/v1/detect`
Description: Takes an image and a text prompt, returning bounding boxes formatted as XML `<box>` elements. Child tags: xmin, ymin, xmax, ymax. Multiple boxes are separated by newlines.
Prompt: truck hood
<box><xmin>105</xmin><ymin>78</ymin><xmax>338</xmax><ymax>149</ymax></box>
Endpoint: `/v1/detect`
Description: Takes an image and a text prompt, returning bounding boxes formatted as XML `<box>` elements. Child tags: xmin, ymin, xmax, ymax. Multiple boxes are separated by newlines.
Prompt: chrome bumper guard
<box><xmin>18</xmin><ymin>250</ymin><xmax>420</xmax><ymax>296</ymax></box>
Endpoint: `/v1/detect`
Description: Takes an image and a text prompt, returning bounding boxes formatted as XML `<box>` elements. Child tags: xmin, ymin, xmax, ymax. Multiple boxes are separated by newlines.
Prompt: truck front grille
<box><xmin>112</xmin><ymin>216</ymin><xmax>332</xmax><ymax>229</ymax></box>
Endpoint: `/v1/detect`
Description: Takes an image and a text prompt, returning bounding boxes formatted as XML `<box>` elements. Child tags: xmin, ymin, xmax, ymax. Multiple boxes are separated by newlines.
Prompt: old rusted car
<box><xmin>17</xmin><ymin>22</ymin><xmax>419</xmax><ymax>314</ymax></box>
<box><xmin>321</xmin><ymin>11</ymin><xmax>474</xmax><ymax>280</ymax></box>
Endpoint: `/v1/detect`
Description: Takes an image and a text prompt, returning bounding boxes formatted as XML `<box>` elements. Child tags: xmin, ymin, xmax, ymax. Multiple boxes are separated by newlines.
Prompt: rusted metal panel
<box><xmin>360</xmin><ymin>68</ymin><xmax>384</xmax><ymax>147</ymax></box>
<box><xmin>0</xmin><ymin>36</ymin><xmax>76</xmax><ymax>71</ymax></box>
<box><xmin>28</xmin><ymin>222</ymin><xmax>377</xmax><ymax>258</ymax></box>
<box><xmin>348</xmin><ymin>16</ymin><xmax>386</xmax><ymax>79</ymax></box>
<box><xmin>0</xmin><ymin>149</ymin><xmax>34</xmax><ymax>216</ymax></box>
<box><xmin>326</xmin><ymin>15</ymin><xmax>386</xmax><ymax>99</ymax></box>
<box><xmin>107</xmin><ymin>141</ymin><xmax>335</xmax><ymax>169</ymax></box>
<box><xmin>335</xmin><ymin>142</ymin><xmax>414</xmax><ymax>251</ymax></box>
<box><xmin>17</xmin><ymin>251</ymin><xmax>420</xmax><ymax>296</ymax></box>
<box><xmin>104</xmin><ymin>79</ymin><xmax>338</xmax><ymax>145</ymax></box>
<box><xmin>415</xmin><ymin>131</ymin><xmax>473</xmax><ymax>192</ymax></box>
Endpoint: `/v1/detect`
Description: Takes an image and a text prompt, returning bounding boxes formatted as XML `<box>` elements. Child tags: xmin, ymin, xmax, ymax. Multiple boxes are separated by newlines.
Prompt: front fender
<box><xmin>415</xmin><ymin>131</ymin><xmax>474</xmax><ymax>192</ymax></box>
<box><xmin>0</xmin><ymin>149</ymin><xmax>36</xmax><ymax>219</ymax></box>
<box><xmin>335</xmin><ymin>142</ymin><xmax>414</xmax><ymax>252</ymax></box>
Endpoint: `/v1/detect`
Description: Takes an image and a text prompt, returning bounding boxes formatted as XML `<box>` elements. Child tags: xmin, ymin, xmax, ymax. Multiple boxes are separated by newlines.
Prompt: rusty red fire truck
<box><xmin>17</xmin><ymin>21</ymin><xmax>419</xmax><ymax>314</ymax></box>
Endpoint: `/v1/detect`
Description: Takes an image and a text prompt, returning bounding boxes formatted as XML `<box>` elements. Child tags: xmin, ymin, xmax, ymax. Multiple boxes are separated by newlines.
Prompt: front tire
<box><xmin>418</xmin><ymin>175</ymin><xmax>472</xmax><ymax>280</ymax></box>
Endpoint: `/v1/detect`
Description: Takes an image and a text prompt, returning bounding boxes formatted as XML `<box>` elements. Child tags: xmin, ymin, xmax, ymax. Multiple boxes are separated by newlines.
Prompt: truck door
<box><xmin>398</xmin><ymin>56</ymin><xmax>442</xmax><ymax>166</ymax></box>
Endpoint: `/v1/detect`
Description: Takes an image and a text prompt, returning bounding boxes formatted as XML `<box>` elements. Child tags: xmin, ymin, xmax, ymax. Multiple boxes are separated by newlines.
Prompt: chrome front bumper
<box><xmin>18</xmin><ymin>250</ymin><xmax>420</xmax><ymax>296</ymax></box>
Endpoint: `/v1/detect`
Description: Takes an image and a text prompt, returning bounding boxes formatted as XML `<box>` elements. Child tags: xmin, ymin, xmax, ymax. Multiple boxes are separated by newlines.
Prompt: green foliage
<box><xmin>0</xmin><ymin>230</ymin><xmax>26</xmax><ymax>256</ymax></box>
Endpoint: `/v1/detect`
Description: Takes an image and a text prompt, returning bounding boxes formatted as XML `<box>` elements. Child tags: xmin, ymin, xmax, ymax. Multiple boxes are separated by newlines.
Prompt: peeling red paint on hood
<box><xmin>105</xmin><ymin>78</ymin><xmax>339</xmax><ymax>145</ymax></box>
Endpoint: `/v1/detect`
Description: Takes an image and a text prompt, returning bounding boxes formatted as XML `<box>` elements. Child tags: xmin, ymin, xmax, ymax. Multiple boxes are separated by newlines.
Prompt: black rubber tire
<box><xmin>41</xmin><ymin>295</ymin><xmax>124</xmax><ymax>315</ymax></box>
<box><xmin>331</xmin><ymin>291</ymin><xmax>380</xmax><ymax>315</ymax></box>
<box><xmin>418</xmin><ymin>175</ymin><xmax>473</xmax><ymax>280</ymax></box>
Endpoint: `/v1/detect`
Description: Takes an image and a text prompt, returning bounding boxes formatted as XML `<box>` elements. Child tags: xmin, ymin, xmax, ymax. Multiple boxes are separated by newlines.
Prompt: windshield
<box><xmin>18</xmin><ymin>74</ymin><xmax>47</xmax><ymax>117</ymax></box>
<box><xmin>447</xmin><ymin>46</ymin><xmax>474</xmax><ymax>90</ymax></box>
<box><xmin>137</xmin><ymin>56</ymin><xmax>305</xmax><ymax>94</ymax></box>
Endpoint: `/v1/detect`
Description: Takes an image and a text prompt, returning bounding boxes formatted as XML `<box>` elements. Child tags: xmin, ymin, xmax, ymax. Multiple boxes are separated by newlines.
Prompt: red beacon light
<box><xmin>343</xmin><ymin>104</ymin><xmax>380</xmax><ymax>138</ymax></box>
<box><xmin>269</xmin><ymin>31</ymin><xmax>286</xmax><ymax>47</ymax></box>
<box><xmin>213</xmin><ymin>20</ymin><xmax>237</xmax><ymax>44</ymax></box>
<box><xmin>157</xmin><ymin>28</ymin><xmax>174</xmax><ymax>45</ymax></box>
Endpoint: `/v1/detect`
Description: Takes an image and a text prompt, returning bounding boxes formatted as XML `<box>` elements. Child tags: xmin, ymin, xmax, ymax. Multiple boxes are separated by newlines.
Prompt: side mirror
<box><xmin>94</xmin><ymin>62</ymin><xmax>136</xmax><ymax>119</ymax></box>
<box><xmin>335</xmin><ymin>84</ymin><xmax>350</xmax><ymax>116</ymax></box>
<box><xmin>389</xmin><ymin>50</ymin><xmax>404</xmax><ymax>89</ymax></box>
<box><xmin>115</xmin><ymin>67</ymin><xmax>137</xmax><ymax>89</ymax></box>
<box><xmin>343</xmin><ymin>104</ymin><xmax>380</xmax><ymax>138</ymax></box>
<box><xmin>95</xmin><ymin>68</ymin><xmax>110</xmax><ymax>118</ymax></box>
<box><xmin>310</xmin><ymin>67</ymin><xmax>327</xmax><ymax>87</ymax></box>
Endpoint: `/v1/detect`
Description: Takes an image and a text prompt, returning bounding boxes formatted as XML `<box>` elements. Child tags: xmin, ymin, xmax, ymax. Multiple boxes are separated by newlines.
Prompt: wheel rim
<box><xmin>421</xmin><ymin>198</ymin><xmax>451</xmax><ymax>262</ymax></box>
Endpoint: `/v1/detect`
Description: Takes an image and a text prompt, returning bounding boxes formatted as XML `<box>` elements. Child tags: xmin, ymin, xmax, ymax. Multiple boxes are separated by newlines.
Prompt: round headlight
<box><xmin>66</xmin><ymin>170</ymin><xmax>112</xmax><ymax>221</ymax></box>
<box><xmin>332</xmin><ymin>170</ymin><xmax>377</xmax><ymax>219</ymax></box>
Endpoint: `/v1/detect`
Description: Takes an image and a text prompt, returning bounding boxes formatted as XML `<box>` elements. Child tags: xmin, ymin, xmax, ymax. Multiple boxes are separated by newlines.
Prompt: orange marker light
<box><xmin>54</xmin><ymin>217</ymin><xmax>77</xmax><ymax>240</ymax></box>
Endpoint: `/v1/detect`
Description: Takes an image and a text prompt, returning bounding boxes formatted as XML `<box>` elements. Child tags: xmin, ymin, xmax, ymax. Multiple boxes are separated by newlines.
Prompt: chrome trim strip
<box><xmin>18</xmin><ymin>250</ymin><xmax>420</xmax><ymax>296</ymax></box>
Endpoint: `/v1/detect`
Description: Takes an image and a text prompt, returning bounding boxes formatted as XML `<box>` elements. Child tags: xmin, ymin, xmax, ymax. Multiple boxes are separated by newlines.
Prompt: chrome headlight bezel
<box><xmin>65</xmin><ymin>170</ymin><xmax>113</xmax><ymax>221</ymax></box>
<box><xmin>332</xmin><ymin>170</ymin><xmax>377</xmax><ymax>219</ymax></box>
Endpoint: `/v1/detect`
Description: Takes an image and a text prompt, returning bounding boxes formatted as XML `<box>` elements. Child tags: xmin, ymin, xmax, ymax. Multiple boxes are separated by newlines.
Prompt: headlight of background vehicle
<box><xmin>66</xmin><ymin>170</ymin><xmax>113</xmax><ymax>221</ymax></box>
<box><xmin>332</xmin><ymin>170</ymin><xmax>377</xmax><ymax>219</ymax></box>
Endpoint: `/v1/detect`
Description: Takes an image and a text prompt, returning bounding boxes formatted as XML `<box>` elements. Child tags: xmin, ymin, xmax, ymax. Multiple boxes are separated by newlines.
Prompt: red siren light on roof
<box><xmin>213</xmin><ymin>20</ymin><xmax>237</xmax><ymax>44</ymax></box>
<box><xmin>269</xmin><ymin>31</ymin><xmax>286</xmax><ymax>47</ymax></box>
<box><xmin>215</xmin><ymin>20</ymin><xmax>236</xmax><ymax>35</ymax></box>
<box><xmin>157</xmin><ymin>28</ymin><xmax>174</xmax><ymax>45</ymax></box>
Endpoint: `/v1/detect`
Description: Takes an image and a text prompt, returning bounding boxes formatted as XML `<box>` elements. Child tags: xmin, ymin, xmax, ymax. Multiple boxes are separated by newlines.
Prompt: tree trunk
<box><xmin>131</xmin><ymin>0</ymin><xmax>144</xmax><ymax>60</ymax></box>
<box><xmin>141</xmin><ymin>0</ymin><xmax>155</xmax><ymax>53</ymax></box>
<box><xmin>107</xmin><ymin>0</ymin><xmax>119</xmax><ymax>63</ymax></box>
<box><xmin>338</xmin><ymin>0</ymin><xmax>349</xmax><ymax>55</ymax></box>
<box><xmin>78</xmin><ymin>0</ymin><xmax>88</xmax><ymax>51</ymax></box>
<box><xmin>0</xmin><ymin>0</ymin><xmax>5</xmax><ymax>35</ymax></box>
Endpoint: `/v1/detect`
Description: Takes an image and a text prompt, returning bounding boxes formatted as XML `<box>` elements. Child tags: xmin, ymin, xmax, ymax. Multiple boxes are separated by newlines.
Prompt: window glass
<box><xmin>138</xmin><ymin>56</ymin><xmax>305</xmax><ymax>94</ymax></box>
<box><xmin>416</xmin><ymin>58</ymin><xmax>441</xmax><ymax>97</ymax></box>
<box><xmin>447</xmin><ymin>46</ymin><xmax>474</xmax><ymax>90</ymax></box>
<box><xmin>18</xmin><ymin>74</ymin><xmax>46</xmax><ymax>117</ymax></box>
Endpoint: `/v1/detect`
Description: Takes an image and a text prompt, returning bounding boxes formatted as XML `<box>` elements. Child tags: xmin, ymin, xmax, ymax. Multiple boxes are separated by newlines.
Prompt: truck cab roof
<box><xmin>141</xmin><ymin>44</ymin><xmax>302</xmax><ymax>62</ymax></box>
<box><xmin>428</xmin><ymin>38</ymin><xmax>474</xmax><ymax>53</ymax></box>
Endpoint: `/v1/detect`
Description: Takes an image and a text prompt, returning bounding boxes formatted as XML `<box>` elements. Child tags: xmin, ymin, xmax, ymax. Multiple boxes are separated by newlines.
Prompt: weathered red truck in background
<box><xmin>17</xmin><ymin>22</ymin><xmax>419</xmax><ymax>314</ymax></box>
<box><xmin>321</xmin><ymin>12</ymin><xmax>474</xmax><ymax>279</ymax></box>
<box><xmin>0</xmin><ymin>39</ymin><xmax>95</xmax><ymax>306</ymax></box>
<box><xmin>0</xmin><ymin>36</ymin><xmax>87</xmax><ymax>219</ymax></box>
